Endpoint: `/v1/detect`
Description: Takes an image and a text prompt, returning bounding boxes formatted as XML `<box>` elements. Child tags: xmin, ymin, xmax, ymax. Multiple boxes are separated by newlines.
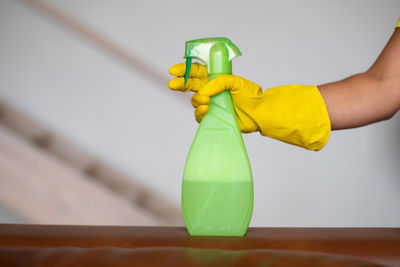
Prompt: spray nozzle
<box><xmin>184</xmin><ymin>37</ymin><xmax>242</xmax><ymax>85</ymax></box>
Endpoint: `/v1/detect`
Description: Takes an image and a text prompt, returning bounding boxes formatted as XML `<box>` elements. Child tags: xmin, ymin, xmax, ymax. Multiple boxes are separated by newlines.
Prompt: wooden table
<box><xmin>0</xmin><ymin>224</ymin><xmax>399</xmax><ymax>266</ymax></box>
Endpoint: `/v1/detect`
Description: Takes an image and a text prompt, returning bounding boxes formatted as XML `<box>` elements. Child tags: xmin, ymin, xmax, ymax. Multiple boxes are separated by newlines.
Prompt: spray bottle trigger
<box><xmin>184</xmin><ymin>57</ymin><xmax>192</xmax><ymax>87</ymax></box>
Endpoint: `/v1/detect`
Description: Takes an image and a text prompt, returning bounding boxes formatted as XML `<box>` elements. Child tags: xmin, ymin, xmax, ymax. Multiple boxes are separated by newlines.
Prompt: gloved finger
<box><xmin>236</xmin><ymin>118</ymin><xmax>255</xmax><ymax>133</ymax></box>
<box><xmin>198</xmin><ymin>74</ymin><xmax>236</xmax><ymax>96</ymax></box>
<box><xmin>168</xmin><ymin>77</ymin><xmax>206</xmax><ymax>92</ymax></box>
<box><xmin>195</xmin><ymin>105</ymin><xmax>209</xmax><ymax>123</ymax></box>
<box><xmin>169</xmin><ymin>62</ymin><xmax>208</xmax><ymax>78</ymax></box>
<box><xmin>191</xmin><ymin>94</ymin><xmax>210</xmax><ymax>108</ymax></box>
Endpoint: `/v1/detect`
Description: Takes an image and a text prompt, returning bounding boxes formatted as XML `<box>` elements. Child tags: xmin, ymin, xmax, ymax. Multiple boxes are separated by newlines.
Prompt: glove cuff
<box><xmin>396</xmin><ymin>16</ymin><xmax>400</xmax><ymax>28</ymax></box>
<box><xmin>251</xmin><ymin>85</ymin><xmax>331</xmax><ymax>151</ymax></box>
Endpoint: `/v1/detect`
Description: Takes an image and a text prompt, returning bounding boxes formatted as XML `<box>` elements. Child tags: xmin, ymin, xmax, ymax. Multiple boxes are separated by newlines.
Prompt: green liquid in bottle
<box><xmin>182</xmin><ymin>180</ymin><xmax>253</xmax><ymax>236</ymax></box>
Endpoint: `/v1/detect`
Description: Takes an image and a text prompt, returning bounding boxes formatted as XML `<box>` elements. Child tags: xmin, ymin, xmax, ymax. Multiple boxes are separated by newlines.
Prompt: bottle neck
<box><xmin>207</xmin><ymin>43</ymin><xmax>234</xmax><ymax>116</ymax></box>
<box><xmin>209</xmin><ymin>42</ymin><xmax>231</xmax><ymax>74</ymax></box>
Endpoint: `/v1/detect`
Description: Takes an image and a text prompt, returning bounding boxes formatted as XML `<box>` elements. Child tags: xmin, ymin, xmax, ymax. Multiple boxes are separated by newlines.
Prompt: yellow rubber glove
<box><xmin>169</xmin><ymin>63</ymin><xmax>331</xmax><ymax>151</ymax></box>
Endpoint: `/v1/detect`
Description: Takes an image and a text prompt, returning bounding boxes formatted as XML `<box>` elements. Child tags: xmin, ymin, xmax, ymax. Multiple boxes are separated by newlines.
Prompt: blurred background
<box><xmin>0</xmin><ymin>0</ymin><xmax>399</xmax><ymax>227</ymax></box>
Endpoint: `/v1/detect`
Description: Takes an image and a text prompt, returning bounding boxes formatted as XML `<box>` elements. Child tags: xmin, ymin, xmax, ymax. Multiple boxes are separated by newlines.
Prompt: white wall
<box><xmin>0</xmin><ymin>0</ymin><xmax>399</xmax><ymax>226</ymax></box>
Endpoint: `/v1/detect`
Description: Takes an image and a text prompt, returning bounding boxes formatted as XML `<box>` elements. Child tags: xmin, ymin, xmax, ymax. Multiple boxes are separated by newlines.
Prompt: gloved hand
<box><xmin>168</xmin><ymin>62</ymin><xmax>331</xmax><ymax>151</ymax></box>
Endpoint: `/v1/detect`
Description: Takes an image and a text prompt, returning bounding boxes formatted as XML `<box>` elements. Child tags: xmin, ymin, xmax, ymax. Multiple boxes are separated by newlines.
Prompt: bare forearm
<box><xmin>318</xmin><ymin>28</ymin><xmax>400</xmax><ymax>130</ymax></box>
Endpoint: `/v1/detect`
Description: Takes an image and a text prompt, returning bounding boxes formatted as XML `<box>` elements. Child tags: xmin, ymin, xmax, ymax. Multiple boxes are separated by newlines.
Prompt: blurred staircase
<box><xmin>0</xmin><ymin>99</ymin><xmax>182</xmax><ymax>225</ymax></box>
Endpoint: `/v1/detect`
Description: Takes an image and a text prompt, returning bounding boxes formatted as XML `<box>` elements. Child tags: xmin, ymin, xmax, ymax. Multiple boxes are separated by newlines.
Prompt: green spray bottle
<box><xmin>181</xmin><ymin>37</ymin><xmax>253</xmax><ymax>236</ymax></box>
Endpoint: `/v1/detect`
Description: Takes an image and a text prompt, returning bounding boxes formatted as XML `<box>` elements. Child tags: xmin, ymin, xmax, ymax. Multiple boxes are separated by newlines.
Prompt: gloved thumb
<box><xmin>197</xmin><ymin>74</ymin><xmax>237</xmax><ymax>97</ymax></box>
